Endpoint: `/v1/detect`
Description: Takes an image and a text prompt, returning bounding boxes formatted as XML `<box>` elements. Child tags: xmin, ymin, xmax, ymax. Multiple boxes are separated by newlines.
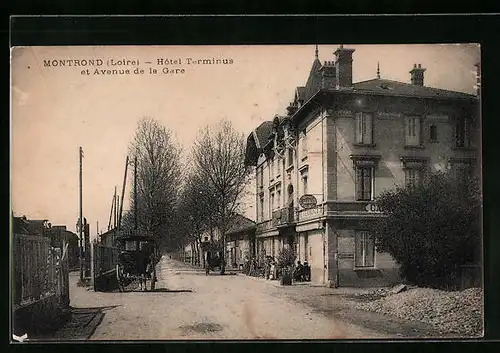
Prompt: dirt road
<box><xmin>70</xmin><ymin>257</ymin><xmax>387</xmax><ymax>340</ymax></box>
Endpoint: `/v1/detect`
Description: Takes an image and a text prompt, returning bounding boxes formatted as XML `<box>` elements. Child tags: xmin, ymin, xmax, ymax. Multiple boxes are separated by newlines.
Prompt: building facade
<box><xmin>245</xmin><ymin>46</ymin><xmax>480</xmax><ymax>287</ymax></box>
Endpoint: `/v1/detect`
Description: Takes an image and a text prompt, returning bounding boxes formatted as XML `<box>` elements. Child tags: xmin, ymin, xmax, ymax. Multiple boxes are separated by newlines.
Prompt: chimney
<box><xmin>334</xmin><ymin>46</ymin><xmax>355</xmax><ymax>89</ymax></box>
<box><xmin>410</xmin><ymin>63</ymin><xmax>426</xmax><ymax>86</ymax></box>
<box><xmin>320</xmin><ymin>60</ymin><xmax>337</xmax><ymax>89</ymax></box>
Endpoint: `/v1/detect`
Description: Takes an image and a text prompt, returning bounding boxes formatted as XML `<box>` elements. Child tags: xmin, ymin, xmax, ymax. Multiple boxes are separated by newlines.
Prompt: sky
<box><xmin>10</xmin><ymin>44</ymin><xmax>480</xmax><ymax>238</ymax></box>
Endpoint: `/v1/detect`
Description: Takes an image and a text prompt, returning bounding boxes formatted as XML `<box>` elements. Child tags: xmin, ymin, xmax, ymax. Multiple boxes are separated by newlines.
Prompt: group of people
<box><xmin>242</xmin><ymin>255</ymin><xmax>312</xmax><ymax>282</ymax></box>
<box><xmin>293</xmin><ymin>260</ymin><xmax>311</xmax><ymax>282</ymax></box>
<box><xmin>264</xmin><ymin>256</ymin><xmax>278</xmax><ymax>280</ymax></box>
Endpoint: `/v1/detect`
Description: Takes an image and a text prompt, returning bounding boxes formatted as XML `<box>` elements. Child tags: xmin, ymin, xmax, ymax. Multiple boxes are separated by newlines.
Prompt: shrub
<box><xmin>277</xmin><ymin>246</ymin><xmax>296</xmax><ymax>269</ymax></box>
<box><xmin>372</xmin><ymin>172</ymin><xmax>481</xmax><ymax>290</ymax></box>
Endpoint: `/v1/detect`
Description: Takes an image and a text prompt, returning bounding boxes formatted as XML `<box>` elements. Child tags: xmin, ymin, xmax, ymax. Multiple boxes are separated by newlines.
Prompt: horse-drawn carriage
<box><xmin>204</xmin><ymin>247</ymin><xmax>226</xmax><ymax>275</ymax></box>
<box><xmin>115</xmin><ymin>232</ymin><xmax>160</xmax><ymax>292</ymax></box>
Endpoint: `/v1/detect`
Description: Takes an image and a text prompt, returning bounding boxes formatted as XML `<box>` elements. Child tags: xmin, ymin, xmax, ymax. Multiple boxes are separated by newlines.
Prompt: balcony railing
<box><xmin>275</xmin><ymin>206</ymin><xmax>296</xmax><ymax>227</ymax></box>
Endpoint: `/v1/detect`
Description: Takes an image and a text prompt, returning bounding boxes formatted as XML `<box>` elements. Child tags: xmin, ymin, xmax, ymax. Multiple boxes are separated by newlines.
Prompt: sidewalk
<box><xmin>27</xmin><ymin>272</ymin><xmax>106</xmax><ymax>341</ymax></box>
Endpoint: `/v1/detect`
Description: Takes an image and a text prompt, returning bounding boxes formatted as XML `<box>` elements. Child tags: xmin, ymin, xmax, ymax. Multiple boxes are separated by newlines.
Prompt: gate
<box><xmin>92</xmin><ymin>240</ymin><xmax>120</xmax><ymax>291</ymax></box>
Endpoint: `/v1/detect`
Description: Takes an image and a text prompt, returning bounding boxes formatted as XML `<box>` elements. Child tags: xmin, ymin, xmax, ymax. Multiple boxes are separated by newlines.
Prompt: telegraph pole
<box><xmin>79</xmin><ymin>146</ymin><xmax>84</xmax><ymax>281</ymax></box>
<box><xmin>117</xmin><ymin>156</ymin><xmax>129</xmax><ymax>231</ymax></box>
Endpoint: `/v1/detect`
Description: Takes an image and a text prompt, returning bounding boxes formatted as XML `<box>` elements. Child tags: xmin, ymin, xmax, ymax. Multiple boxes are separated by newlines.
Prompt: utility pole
<box><xmin>79</xmin><ymin>146</ymin><xmax>84</xmax><ymax>281</ymax></box>
<box><xmin>107</xmin><ymin>192</ymin><xmax>115</xmax><ymax>231</ymax></box>
<box><xmin>118</xmin><ymin>156</ymin><xmax>129</xmax><ymax>231</ymax></box>
<box><xmin>113</xmin><ymin>186</ymin><xmax>117</xmax><ymax>229</ymax></box>
<box><xmin>115</xmin><ymin>197</ymin><xmax>120</xmax><ymax>230</ymax></box>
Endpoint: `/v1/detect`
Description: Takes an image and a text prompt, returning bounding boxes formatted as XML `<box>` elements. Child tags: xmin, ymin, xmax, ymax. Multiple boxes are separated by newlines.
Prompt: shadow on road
<box><xmin>72</xmin><ymin>305</ymin><xmax>120</xmax><ymax>312</ymax></box>
<box><xmin>119</xmin><ymin>288</ymin><xmax>194</xmax><ymax>293</ymax></box>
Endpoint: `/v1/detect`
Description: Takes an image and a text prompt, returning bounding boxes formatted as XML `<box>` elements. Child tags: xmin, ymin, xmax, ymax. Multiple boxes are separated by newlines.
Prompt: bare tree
<box><xmin>177</xmin><ymin>170</ymin><xmax>219</xmax><ymax>267</ymax></box>
<box><xmin>128</xmin><ymin>117</ymin><xmax>182</xmax><ymax>250</ymax></box>
<box><xmin>192</xmin><ymin>119</ymin><xmax>251</xmax><ymax>274</ymax></box>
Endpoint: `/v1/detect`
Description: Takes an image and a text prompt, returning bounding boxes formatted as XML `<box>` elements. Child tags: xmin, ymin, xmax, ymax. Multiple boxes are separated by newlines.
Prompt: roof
<box><xmin>244</xmin><ymin>120</ymin><xmax>274</xmax><ymax>166</ymax></box>
<box><xmin>226</xmin><ymin>214</ymin><xmax>256</xmax><ymax>235</ymax></box>
<box><xmin>254</xmin><ymin>121</ymin><xmax>274</xmax><ymax>147</ymax></box>
<box><xmin>296</xmin><ymin>86</ymin><xmax>306</xmax><ymax>101</ymax></box>
<box><xmin>304</xmin><ymin>58</ymin><xmax>323</xmax><ymax>101</ymax></box>
<box><xmin>12</xmin><ymin>217</ymin><xmax>49</xmax><ymax>235</ymax></box>
<box><xmin>351</xmin><ymin>78</ymin><xmax>476</xmax><ymax>100</ymax></box>
<box><xmin>12</xmin><ymin>217</ymin><xmax>31</xmax><ymax>234</ymax></box>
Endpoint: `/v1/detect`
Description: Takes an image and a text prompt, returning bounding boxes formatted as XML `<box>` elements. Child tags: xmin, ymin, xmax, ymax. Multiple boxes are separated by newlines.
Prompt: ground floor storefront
<box><xmin>255</xmin><ymin>216</ymin><xmax>401</xmax><ymax>287</ymax></box>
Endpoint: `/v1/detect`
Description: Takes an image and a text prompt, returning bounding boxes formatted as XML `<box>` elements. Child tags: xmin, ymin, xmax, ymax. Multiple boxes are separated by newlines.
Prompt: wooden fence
<box><xmin>12</xmin><ymin>234</ymin><xmax>69</xmax><ymax>309</ymax></box>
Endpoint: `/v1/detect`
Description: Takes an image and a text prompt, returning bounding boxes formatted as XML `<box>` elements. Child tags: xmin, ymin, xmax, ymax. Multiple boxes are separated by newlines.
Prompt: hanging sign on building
<box><xmin>365</xmin><ymin>203</ymin><xmax>382</xmax><ymax>213</ymax></box>
<box><xmin>299</xmin><ymin>194</ymin><xmax>317</xmax><ymax>209</ymax></box>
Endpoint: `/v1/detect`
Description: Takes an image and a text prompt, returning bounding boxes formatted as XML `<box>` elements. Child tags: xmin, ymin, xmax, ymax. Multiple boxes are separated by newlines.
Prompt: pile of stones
<box><xmin>355</xmin><ymin>286</ymin><xmax>483</xmax><ymax>337</ymax></box>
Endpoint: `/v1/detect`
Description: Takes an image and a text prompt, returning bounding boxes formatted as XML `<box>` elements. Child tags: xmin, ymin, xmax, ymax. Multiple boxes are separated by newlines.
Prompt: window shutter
<box><xmin>405</xmin><ymin>116</ymin><xmax>411</xmax><ymax>145</ymax></box>
<box><xmin>356</xmin><ymin>113</ymin><xmax>363</xmax><ymax>144</ymax></box>
<box><xmin>415</xmin><ymin>169</ymin><xmax>421</xmax><ymax>186</ymax></box>
<box><xmin>365</xmin><ymin>113</ymin><xmax>373</xmax><ymax>144</ymax></box>
<box><xmin>362</xmin><ymin>168</ymin><xmax>372</xmax><ymax>200</ymax></box>
<box><xmin>365</xmin><ymin>233</ymin><xmax>375</xmax><ymax>267</ymax></box>
<box><xmin>356</xmin><ymin>168</ymin><xmax>363</xmax><ymax>200</ymax></box>
<box><xmin>415</xmin><ymin>117</ymin><xmax>421</xmax><ymax>145</ymax></box>
<box><xmin>464</xmin><ymin>117</ymin><xmax>470</xmax><ymax>147</ymax></box>
<box><xmin>355</xmin><ymin>232</ymin><xmax>363</xmax><ymax>267</ymax></box>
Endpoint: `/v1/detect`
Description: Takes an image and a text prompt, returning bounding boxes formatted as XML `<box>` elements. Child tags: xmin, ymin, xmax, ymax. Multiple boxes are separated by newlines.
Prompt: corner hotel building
<box><xmin>244</xmin><ymin>45</ymin><xmax>480</xmax><ymax>287</ymax></box>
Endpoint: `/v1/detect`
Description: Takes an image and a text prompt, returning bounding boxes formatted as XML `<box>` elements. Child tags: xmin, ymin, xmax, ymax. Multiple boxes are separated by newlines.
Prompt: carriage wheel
<box><xmin>116</xmin><ymin>264</ymin><xmax>125</xmax><ymax>292</ymax></box>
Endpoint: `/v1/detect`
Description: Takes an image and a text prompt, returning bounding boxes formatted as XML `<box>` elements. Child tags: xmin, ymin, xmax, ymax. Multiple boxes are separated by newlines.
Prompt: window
<box><xmin>355</xmin><ymin>112</ymin><xmax>373</xmax><ymax>145</ymax></box>
<box><xmin>301</xmin><ymin>130</ymin><xmax>308</xmax><ymax>159</ymax></box>
<box><xmin>405</xmin><ymin>116</ymin><xmax>421</xmax><ymax>146</ymax></box>
<box><xmin>259</xmin><ymin>194</ymin><xmax>264</xmax><ymax>221</ymax></box>
<box><xmin>302</xmin><ymin>174</ymin><xmax>308</xmax><ymax>195</ymax></box>
<box><xmin>276</xmin><ymin>156</ymin><xmax>281</xmax><ymax>177</ymax></box>
<box><xmin>429</xmin><ymin>125</ymin><xmax>438</xmax><ymax>142</ymax></box>
<box><xmin>258</xmin><ymin>166</ymin><xmax>264</xmax><ymax>189</ymax></box>
<box><xmin>404</xmin><ymin>168</ymin><xmax>422</xmax><ymax>188</ymax></box>
<box><xmin>455</xmin><ymin>116</ymin><xmax>471</xmax><ymax>148</ymax></box>
<box><xmin>355</xmin><ymin>167</ymin><xmax>373</xmax><ymax>201</ymax></box>
<box><xmin>287</xmin><ymin>147</ymin><xmax>294</xmax><ymax>167</ymax></box>
<box><xmin>452</xmin><ymin>162</ymin><xmax>473</xmax><ymax>184</ymax></box>
<box><xmin>270</xmin><ymin>192</ymin><xmax>275</xmax><ymax>213</ymax></box>
<box><xmin>276</xmin><ymin>188</ymin><xmax>281</xmax><ymax>209</ymax></box>
<box><xmin>355</xmin><ymin>231</ymin><xmax>375</xmax><ymax>268</ymax></box>
<box><xmin>125</xmin><ymin>241</ymin><xmax>137</xmax><ymax>251</ymax></box>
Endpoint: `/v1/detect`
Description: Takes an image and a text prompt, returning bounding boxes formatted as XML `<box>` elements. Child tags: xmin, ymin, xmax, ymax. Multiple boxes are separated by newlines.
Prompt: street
<box><xmin>70</xmin><ymin>256</ymin><xmax>387</xmax><ymax>340</ymax></box>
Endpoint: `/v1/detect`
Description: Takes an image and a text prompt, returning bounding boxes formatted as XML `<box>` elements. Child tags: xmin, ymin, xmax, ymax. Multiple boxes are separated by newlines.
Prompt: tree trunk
<box><xmin>220</xmin><ymin>222</ymin><xmax>226</xmax><ymax>275</ymax></box>
<box><xmin>195</xmin><ymin>237</ymin><xmax>201</xmax><ymax>266</ymax></box>
<box><xmin>191</xmin><ymin>241</ymin><xmax>195</xmax><ymax>265</ymax></box>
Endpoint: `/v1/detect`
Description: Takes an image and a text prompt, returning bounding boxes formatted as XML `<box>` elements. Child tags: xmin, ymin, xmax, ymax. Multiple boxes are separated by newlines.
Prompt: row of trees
<box><xmin>121</xmin><ymin>117</ymin><xmax>251</xmax><ymax>275</ymax></box>
<box><xmin>120</xmin><ymin>117</ymin><xmax>481</xmax><ymax>288</ymax></box>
